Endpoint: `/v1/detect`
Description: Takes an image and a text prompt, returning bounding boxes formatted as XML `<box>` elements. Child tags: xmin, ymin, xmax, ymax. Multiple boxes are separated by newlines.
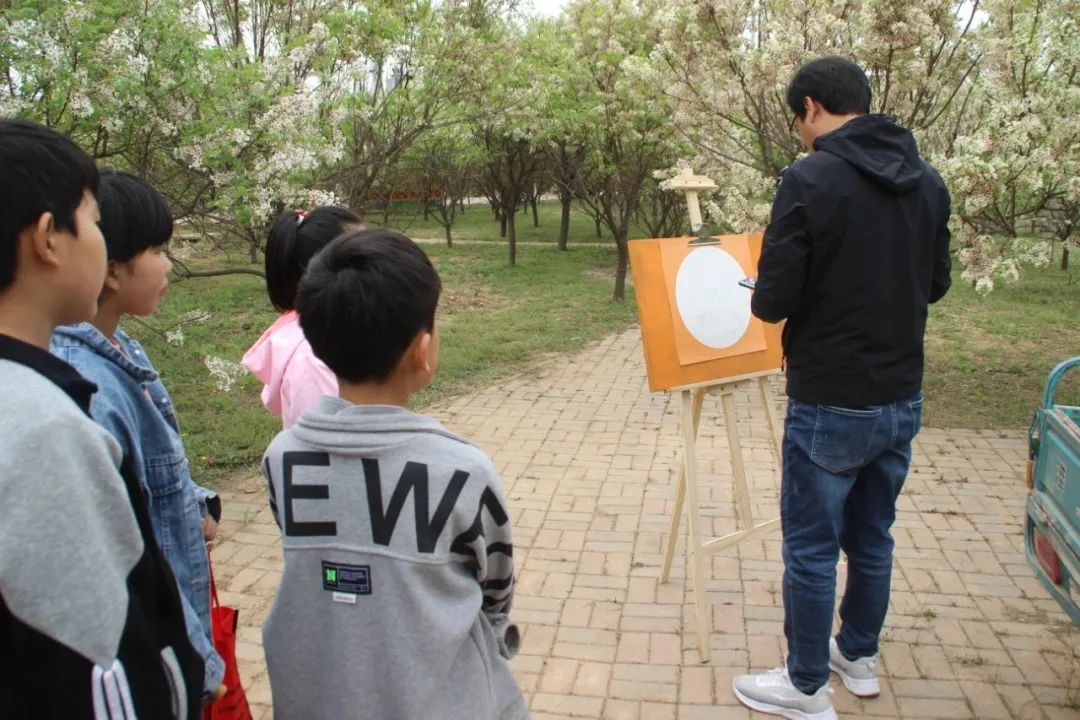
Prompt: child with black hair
<box><xmin>50</xmin><ymin>169</ymin><xmax>226</xmax><ymax>701</ymax></box>
<box><xmin>260</xmin><ymin>229</ymin><xmax>528</xmax><ymax>720</ymax></box>
<box><xmin>243</xmin><ymin>205</ymin><xmax>362</xmax><ymax>428</ymax></box>
<box><xmin>0</xmin><ymin>121</ymin><xmax>203</xmax><ymax>717</ymax></box>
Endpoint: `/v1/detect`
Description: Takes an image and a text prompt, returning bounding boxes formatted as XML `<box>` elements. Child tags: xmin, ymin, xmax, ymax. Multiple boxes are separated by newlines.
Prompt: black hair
<box><xmin>296</xmin><ymin>229</ymin><xmax>441</xmax><ymax>383</ymax></box>
<box><xmin>786</xmin><ymin>56</ymin><xmax>871</xmax><ymax>120</ymax></box>
<box><xmin>0</xmin><ymin>118</ymin><xmax>99</xmax><ymax>290</ymax></box>
<box><xmin>97</xmin><ymin>168</ymin><xmax>174</xmax><ymax>262</ymax></box>
<box><xmin>264</xmin><ymin>205</ymin><xmax>362</xmax><ymax>311</ymax></box>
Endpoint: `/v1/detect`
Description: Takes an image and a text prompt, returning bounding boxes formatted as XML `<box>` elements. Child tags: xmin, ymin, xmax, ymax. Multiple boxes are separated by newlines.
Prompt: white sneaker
<box><xmin>829</xmin><ymin>637</ymin><xmax>880</xmax><ymax>697</ymax></box>
<box><xmin>732</xmin><ymin>667</ymin><xmax>837</xmax><ymax>720</ymax></box>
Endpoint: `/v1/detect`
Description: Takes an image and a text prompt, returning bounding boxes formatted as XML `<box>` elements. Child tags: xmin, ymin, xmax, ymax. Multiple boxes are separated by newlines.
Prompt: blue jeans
<box><xmin>781</xmin><ymin>395</ymin><xmax>922</xmax><ymax>694</ymax></box>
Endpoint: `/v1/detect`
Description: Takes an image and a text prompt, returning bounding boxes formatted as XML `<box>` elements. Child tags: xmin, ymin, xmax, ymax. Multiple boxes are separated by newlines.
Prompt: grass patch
<box><xmin>130</xmin><ymin>243</ymin><xmax>636</xmax><ymax>486</ymax></box>
<box><xmin>366</xmin><ymin>198</ymin><xmax>654</xmax><ymax>245</ymax></box>
<box><xmin>415</xmin><ymin>244</ymin><xmax>637</xmax><ymax>404</ymax></box>
<box><xmin>923</xmin><ymin>265</ymin><xmax>1080</xmax><ymax>429</ymax></box>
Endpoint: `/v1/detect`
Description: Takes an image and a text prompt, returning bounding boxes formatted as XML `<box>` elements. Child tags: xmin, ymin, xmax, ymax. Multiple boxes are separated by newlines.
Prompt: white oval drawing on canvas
<box><xmin>674</xmin><ymin>247</ymin><xmax>751</xmax><ymax>349</ymax></box>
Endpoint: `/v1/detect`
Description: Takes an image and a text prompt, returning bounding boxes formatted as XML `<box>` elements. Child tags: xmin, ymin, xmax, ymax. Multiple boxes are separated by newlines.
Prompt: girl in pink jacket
<box><xmin>242</xmin><ymin>206</ymin><xmax>361</xmax><ymax>428</ymax></box>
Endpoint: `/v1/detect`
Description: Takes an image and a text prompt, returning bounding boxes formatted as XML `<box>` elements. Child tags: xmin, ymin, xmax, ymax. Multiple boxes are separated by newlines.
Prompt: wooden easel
<box><xmin>660</xmin><ymin>370</ymin><xmax>784</xmax><ymax>662</ymax></box>
<box><xmin>626</xmin><ymin>169</ymin><xmax>785</xmax><ymax>662</ymax></box>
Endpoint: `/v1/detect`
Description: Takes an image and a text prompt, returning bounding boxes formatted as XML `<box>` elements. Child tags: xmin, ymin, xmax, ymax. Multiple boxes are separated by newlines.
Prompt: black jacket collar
<box><xmin>0</xmin><ymin>334</ymin><xmax>97</xmax><ymax>413</ymax></box>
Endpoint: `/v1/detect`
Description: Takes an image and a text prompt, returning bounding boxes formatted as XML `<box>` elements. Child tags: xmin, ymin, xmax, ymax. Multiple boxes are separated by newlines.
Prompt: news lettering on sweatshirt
<box><xmin>273</xmin><ymin>450</ymin><xmax>512</xmax><ymax>558</ymax></box>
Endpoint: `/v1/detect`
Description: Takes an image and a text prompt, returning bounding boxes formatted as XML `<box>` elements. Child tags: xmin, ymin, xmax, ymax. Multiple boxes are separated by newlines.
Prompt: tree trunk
<box><xmin>507</xmin><ymin>211</ymin><xmax>517</xmax><ymax>266</ymax></box>
<box><xmin>1062</xmin><ymin>243</ymin><xmax>1070</xmax><ymax>270</ymax></box>
<box><xmin>422</xmin><ymin>199</ymin><xmax>430</xmax><ymax>221</ymax></box>
<box><xmin>531</xmin><ymin>195</ymin><xmax>539</xmax><ymax>228</ymax></box>
<box><xmin>382</xmin><ymin>200</ymin><xmax>392</xmax><ymax>226</ymax></box>
<box><xmin>595</xmin><ymin>215</ymin><xmax>602</xmax><ymax>239</ymax></box>
<box><xmin>499</xmin><ymin>212</ymin><xmax>507</xmax><ymax>238</ymax></box>
<box><xmin>445</xmin><ymin>223</ymin><xmax>453</xmax><ymax>248</ymax></box>
<box><xmin>558</xmin><ymin>194</ymin><xmax>572</xmax><ymax>251</ymax></box>
<box><xmin>613</xmin><ymin>236</ymin><xmax>629</xmax><ymax>301</ymax></box>
<box><xmin>248</xmin><ymin>237</ymin><xmax>259</xmax><ymax>263</ymax></box>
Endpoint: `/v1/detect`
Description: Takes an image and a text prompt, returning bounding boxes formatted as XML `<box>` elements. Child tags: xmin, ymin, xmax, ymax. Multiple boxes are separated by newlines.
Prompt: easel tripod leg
<box><xmin>757</xmin><ymin>375</ymin><xmax>783</xmax><ymax>471</ymax></box>
<box><xmin>721</xmin><ymin>388</ymin><xmax>753</xmax><ymax>530</ymax></box>
<box><xmin>680</xmin><ymin>389</ymin><xmax>711</xmax><ymax>662</ymax></box>
<box><xmin>661</xmin><ymin>388</ymin><xmax>705</xmax><ymax>582</ymax></box>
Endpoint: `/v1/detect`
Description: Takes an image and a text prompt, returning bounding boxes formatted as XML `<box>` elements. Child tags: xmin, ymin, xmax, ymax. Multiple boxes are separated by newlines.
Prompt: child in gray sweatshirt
<box><xmin>260</xmin><ymin>229</ymin><xmax>528</xmax><ymax>720</ymax></box>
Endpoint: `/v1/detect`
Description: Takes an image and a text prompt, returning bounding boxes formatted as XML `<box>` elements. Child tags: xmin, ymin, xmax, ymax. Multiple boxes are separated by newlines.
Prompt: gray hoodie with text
<box><xmin>261</xmin><ymin>398</ymin><xmax>528</xmax><ymax>720</ymax></box>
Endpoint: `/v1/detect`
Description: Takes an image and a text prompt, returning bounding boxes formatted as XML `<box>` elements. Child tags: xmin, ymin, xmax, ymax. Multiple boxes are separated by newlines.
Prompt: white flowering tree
<box><xmin>178</xmin><ymin>3</ymin><xmax>355</xmax><ymax>260</ymax></box>
<box><xmin>519</xmin><ymin>18</ymin><xmax>589</xmax><ymax>251</ymax></box>
<box><xmin>937</xmin><ymin>0</ymin><xmax>1079</xmax><ymax>289</ymax></box>
<box><xmin>320</xmin><ymin>0</ymin><xmax>516</xmax><ymax>218</ymax></box>
<box><xmin>1</xmin><ymin>0</ymin><xmax>346</xmax><ymax>263</ymax></box>
<box><xmin>1</xmin><ymin>1</ymin><xmax>207</xmax><ymax>183</ymax></box>
<box><xmin>556</xmin><ymin>0</ymin><xmax>688</xmax><ymax>300</ymax></box>
<box><xmin>465</xmin><ymin>21</ymin><xmax>550</xmax><ymax>265</ymax></box>
<box><xmin>640</xmin><ymin>0</ymin><xmax>982</xmax><ymax>228</ymax></box>
<box><xmin>635</xmin><ymin>0</ymin><xmax>1080</xmax><ymax>291</ymax></box>
<box><xmin>176</xmin><ymin>51</ymin><xmax>346</xmax><ymax>261</ymax></box>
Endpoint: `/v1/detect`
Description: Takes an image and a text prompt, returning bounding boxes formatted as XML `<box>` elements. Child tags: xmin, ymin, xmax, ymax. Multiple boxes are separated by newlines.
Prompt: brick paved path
<box><xmin>209</xmin><ymin>329</ymin><xmax>1080</xmax><ymax>719</ymax></box>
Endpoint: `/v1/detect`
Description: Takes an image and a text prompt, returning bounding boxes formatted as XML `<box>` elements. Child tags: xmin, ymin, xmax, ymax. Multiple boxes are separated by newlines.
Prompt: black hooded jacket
<box><xmin>751</xmin><ymin>114</ymin><xmax>952</xmax><ymax>407</ymax></box>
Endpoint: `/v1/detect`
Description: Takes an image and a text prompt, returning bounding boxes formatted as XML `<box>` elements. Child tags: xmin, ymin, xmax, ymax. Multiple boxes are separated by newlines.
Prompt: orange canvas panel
<box><xmin>629</xmin><ymin>233</ymin><xmax>784</xmax><ymax>392</ymax></box>
<box><xmin>659</xmin><ymin>235</ymin><xmax>768</xmax><ymax>365</ymax></box>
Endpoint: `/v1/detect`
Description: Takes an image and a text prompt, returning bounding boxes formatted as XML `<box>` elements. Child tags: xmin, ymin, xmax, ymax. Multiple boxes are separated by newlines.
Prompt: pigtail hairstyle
<box><xmin>264</xmin><ymin>205</ymin><xmax>361</xmax><ymax>311</ymax></box>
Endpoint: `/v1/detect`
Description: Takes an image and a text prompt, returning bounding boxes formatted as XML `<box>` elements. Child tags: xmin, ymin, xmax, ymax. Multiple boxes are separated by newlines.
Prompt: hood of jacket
<box><xmin>289</xmin><ymin>396</ymin><xmax>471</xmax><ymax>455</ymax></box>
<box><xmin>814</xmin><ymin>114</ymin><xmax>924</xmax><ymax>193</ymax></box>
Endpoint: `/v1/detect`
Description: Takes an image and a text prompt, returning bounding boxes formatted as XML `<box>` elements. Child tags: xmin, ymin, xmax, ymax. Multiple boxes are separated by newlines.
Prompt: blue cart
<box><xmin>1026</xmin><ymin>357</ymin><xmax>1080</xmax><ymax>625</ymax></box>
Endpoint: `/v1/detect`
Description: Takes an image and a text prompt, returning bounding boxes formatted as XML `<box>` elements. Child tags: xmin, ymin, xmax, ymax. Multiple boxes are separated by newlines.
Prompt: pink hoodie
<box><xmin>242</xmin><ymin>311</ymin><xmax>338</xmax><ymax>429</ymax></box>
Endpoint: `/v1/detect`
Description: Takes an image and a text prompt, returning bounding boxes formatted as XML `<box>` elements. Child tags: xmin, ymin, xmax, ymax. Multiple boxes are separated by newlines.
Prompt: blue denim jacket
<box><xmin>51</xmin><ymin>323</ymin><xmax>225</xmax><ymax>694</ymax></box>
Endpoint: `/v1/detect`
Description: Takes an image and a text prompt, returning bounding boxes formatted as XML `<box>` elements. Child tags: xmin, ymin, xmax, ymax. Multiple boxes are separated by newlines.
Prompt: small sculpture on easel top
<box><xmin>665</xmin><ymin>167</ymin><xmax>719</xmax><ymax>246</ymax></box>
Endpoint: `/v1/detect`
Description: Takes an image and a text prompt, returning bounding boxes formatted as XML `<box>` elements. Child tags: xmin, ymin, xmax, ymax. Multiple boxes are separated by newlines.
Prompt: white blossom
<box><xmin>180</xmin><ymin>309</ymin><xmax>212</xmax><ymax>324</ymax></box>
<box><xmin>203</xmin><ymin>356</ymin><xmax>247</xmax><ymax>393</ymax></box>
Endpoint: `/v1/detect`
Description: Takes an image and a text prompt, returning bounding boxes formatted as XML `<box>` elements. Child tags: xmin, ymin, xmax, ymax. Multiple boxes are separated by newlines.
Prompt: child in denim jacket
<box><xmin>50</xmin><ymin>170</ymin><xmax>225</xmax><ymax>699</ymax></box>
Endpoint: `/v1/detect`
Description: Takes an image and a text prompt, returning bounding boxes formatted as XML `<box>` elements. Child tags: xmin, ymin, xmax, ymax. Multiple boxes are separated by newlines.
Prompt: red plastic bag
<box><xmin>204</xmin><ymin>563</ymin><xmax>253</xmax><ymax>720</ymax></box>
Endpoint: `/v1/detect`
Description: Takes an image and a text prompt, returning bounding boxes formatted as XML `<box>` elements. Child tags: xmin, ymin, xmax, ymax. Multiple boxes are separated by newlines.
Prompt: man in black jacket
<box><xmin>733</xmin><ymin>58</ymin><xmax>951</xmax><ymax>719</ymax></box>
